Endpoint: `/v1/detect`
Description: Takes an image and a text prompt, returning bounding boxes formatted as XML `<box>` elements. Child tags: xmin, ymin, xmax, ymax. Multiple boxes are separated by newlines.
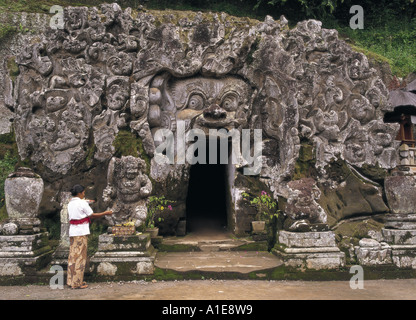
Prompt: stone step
<box><xmin>154</xmin><ymin>251</ymin><xmax>283</xmax><ymax>274</ymax></box>
<box><xmin>158</xmin><ymin>235</ymin><xmax>266</xmax><ymax>252</ymax></box>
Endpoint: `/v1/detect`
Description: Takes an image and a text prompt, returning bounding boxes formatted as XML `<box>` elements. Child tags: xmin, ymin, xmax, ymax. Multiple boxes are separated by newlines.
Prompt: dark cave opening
<box><xmin>185</xmin><ymin>138</ymin><xmax>229</xmax><ymax>234</ymax></box>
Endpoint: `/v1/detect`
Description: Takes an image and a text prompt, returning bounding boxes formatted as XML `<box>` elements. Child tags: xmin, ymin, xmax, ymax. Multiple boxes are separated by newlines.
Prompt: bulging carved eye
<box><xmin>221</xmin><ymin>95</ymin><xmax>237</xmax><ymax>111</ymax></box>
<box><xmin>187</xmin><ymin>94</ymin><xmax>204</xmax><ymax>110</ymax></box>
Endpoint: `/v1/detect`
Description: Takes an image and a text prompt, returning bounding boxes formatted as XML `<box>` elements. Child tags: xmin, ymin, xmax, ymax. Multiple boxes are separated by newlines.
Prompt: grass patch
<box><xmin>330</xmin><ymin>18</ymin><xmax>416</xmax><ymax>78</ymax></box>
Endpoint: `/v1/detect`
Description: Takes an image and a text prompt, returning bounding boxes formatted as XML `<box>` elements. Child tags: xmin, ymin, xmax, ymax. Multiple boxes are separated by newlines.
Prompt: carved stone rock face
<box><xmin>5</xmin><ymin>5</ymin><xmax>401</xmax><ymax>232</ymax></box>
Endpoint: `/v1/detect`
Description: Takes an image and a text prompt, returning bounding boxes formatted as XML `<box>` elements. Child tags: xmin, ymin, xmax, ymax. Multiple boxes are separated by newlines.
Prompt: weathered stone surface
<box><xmin>385</xmin><ymin>176</ymin><xmax>416</xmax><ymax>214</ymax></box>
<box><xmin>1</xmin><ymin>223</ymin><xmax>19</xmax><ymax>236</ymax></box>
<box><xmin>0</xmin><ymin>262</ymin><xmax>22</xmax><ymax>276</ymax></box>
<box><xmin>318</xmin><ymin>161</ymin><xmax>389</xmax><ymax>226</ymax></box>
<box><xmin>354</xmin><ymin>238</ymin><xmax>393</xmax><ymax>266</ymax></box>
<box><xmin>384</xmin><ymin>214</ymin><xmax>416</xmax><ymax>230</ymax></box>
<box><xmin>0</xmin><ymin>104</ymin><xmax>13</xmax><ymax>135</ymax></box>
<box><xmin>6</xmin><ymin>5</ymin><xmax>396</xmax><ymax>176</ymax></box>
<box><xmin>390</xmin><ymin>247</ymin><xmax>416</xmax><ymax>269</ymax></box>
<box><xmin>283</xmin><ymin>178</ymin><xmax>328</xmax><ymax>232</ymax></box>
<box><xmin>51</xmin><ymin>191</ymin><xmax>72</xmax><ymax>265</ymax></box>
<box><xmin>274</xmin><ymin>231</ymin><xmax>345</xmax><ymax>270</ymax></box>
<box><xmin>278</xmin><ymin>230</ymin><xmax>337</xmax><ymax>248</ymax></box>
<box><xmin>4</xmin><ymin>167</ymin><xmax>44</xmax><ymax>228</ymax></box>
<box><xmin>90</xmin><ymin>233</ymin><xmax>156</xmax><ymax>276</ymax></box>
<box><xmin>97</xmin><ymin>234</ymin><xmax>151</xmax><ymax>252</ymax></box>
<box><xmin>382</xmin><ymin>229</ymin><xmax>416</xmax><ymax>246</ymax></box>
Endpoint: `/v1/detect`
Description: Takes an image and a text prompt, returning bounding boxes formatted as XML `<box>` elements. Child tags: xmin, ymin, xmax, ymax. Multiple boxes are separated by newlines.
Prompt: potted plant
<box><xmin>146</xmin><ymin>196</ymin><xmax>175</xmax><ymax>237</ymax></box>
<box><xmin>242</xmin><ymin>190</ymin><xmax>279</xmax><ymax>233</ymax></box>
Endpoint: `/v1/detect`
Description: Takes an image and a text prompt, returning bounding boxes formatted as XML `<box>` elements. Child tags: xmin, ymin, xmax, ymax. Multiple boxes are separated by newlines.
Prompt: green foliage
<box><xmin>255</xmin><ymin>0</ymin><xmax>343</xmax><ymax>19</ymax></box>
<box><xmin>146</xmin><ymin>196</ymin><xmax>175</xmax><ymax>228</ymax></box>
<box><xmin>242</xmin><ymin>190</ymin><xmax>279</xmax><ymax>222</ymax></box>
<box><xmin>0</xmin><ymin>22</ymin><xmax>17</xmax><ymax>42</ymax></box>
<box><xmin>337</xmin><ymin>19</ymin><xmax>416</xmax><ymax>77</ymax></box>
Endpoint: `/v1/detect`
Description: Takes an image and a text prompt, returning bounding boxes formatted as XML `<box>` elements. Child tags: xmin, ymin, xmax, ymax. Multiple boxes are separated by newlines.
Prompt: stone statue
<box><xmin>103</xmin><ymin>156</ymin><xmax>152</xmax><ymax>227</ymax></box>
<box><xmin>283</xmin><ymin>178</ymin><xmax>328</xmax><ymax>232</ymax></box>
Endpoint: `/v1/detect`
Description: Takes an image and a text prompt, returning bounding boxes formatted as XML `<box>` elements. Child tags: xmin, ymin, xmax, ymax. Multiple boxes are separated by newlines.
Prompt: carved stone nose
<box><xmin>203</xmin><ymin>104</ymin><xmax>227</xmax><ymax>119</ymax></box>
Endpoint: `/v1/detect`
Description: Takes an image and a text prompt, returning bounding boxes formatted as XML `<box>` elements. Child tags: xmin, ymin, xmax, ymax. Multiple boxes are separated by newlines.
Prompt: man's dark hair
<box><xmin>70</xmin><ymin>184</ymin><xmax>85</xmax><ymax>197</ymax></box>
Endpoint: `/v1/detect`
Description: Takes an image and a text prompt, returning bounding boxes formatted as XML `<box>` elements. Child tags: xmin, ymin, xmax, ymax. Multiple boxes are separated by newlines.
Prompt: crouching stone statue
<box><xmin>103</xmin><ymin>156</ymin><xmax>152</xmax><ymax>227</ymax></box>
<box><xmin>283</xmin><ymin>178</ymin><xmax>329</xmax><ymax>232</ymax></box>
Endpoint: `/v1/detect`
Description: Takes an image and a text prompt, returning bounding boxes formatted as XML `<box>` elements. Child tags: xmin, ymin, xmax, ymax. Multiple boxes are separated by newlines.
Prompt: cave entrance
<box><xmin>185</xmin><ymin>138</ymin><xmax>230</xmax><ymax>234</ymax></box>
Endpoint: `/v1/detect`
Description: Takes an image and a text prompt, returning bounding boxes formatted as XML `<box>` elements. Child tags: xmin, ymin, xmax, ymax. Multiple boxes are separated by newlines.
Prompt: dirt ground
<box><xmin>1</xmin><ymin>279</ymin><xmax>416</xmax><ymax>300</ymax></box>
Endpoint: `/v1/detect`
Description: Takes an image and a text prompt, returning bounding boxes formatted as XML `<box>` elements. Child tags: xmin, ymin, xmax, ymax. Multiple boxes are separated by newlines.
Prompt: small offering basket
<box><xmin>112</xmin><ymin>225</ymin><xmax>135</xmax><ymax>236</ymax></box>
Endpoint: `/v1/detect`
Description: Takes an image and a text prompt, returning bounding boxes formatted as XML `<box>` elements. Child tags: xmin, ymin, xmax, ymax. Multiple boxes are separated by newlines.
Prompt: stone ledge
<box><xmin>273</xmin><ymin>250</ymin><xmax>345</xmax><ymax>270</ymax></box>
<box><xmin>277</xmin><ymin>231</ymin><xmax>337</xmax><ymax>248</ymax></box>
<box><xmin>382</xmin><ymin>229</ymin><xmax>416</xmax><ymax>245</ymax></box>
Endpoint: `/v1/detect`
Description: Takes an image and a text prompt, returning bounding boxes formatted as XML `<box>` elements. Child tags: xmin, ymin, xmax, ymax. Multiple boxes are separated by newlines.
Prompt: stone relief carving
<box><xmin>7</xmin><ymin>4</ymin><xmax>399</xmax><ymax>229</ymax></box>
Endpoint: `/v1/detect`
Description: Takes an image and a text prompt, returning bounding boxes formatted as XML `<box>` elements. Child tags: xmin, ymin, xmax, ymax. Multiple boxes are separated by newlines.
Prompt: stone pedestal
<box><xmin>51</xmin><ymin>192</ymin><xmax>71</xmax><ymax>266</ymax></box>
<box><xmin>354</xmin><ymin>238</ymin><xmax>393</xmax><ymax>266</ymax></box>
<box><xmin>273</xmin><ymin>231</ymin><xmax>345</xmax><ymax>270</ymax></box>
<box><xmin>380</xmin><ymin>175</ymin><xmax>416</xmax><ymax>269</ymax></box>
<box><xmin>0</xmin><ymin>167</ymin><xmax>52</xmax><ymax>276</ymax></box>
<box><xmin>382</xmin><ymin>225</ymin><xmax>416</xmax><ymax>269</ymax></box>
<box><xmin>0</xmin><ymin>232</ymin><xmax>52</xmax><ymax>276</ymax></box>
<box><xmin>89</xmin><ymin>233</ymin><xmax>156</xmax><ymax>277</ymax></box>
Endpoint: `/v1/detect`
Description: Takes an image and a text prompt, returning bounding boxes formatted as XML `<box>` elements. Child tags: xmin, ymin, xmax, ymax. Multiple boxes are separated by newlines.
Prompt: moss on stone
<box><xmin>112</xmin><ymin>129</ymin><xmax>140</xmax><ymax>158</ymax></box>
<box><xmin>157</xmin><ymin>243</ymin><xmax>200</xmax><ymax>252</ymax></box>
<box><xmin>6</xmin><ymin>56</ymin><xmax>19</xmax><ymax>82</ymax></box>
<box><xmin>0</xmin><ymin>204</ymin><xmax>8</xmax><ymax>223</ymax></box>
<box><xmin>112</xmin><ymin>130</ymin><xmax>151</xmax><ymax>175</ymax></box>
<box><xmin>87</xmin><ymin>222</ymin><xmax>108</xmax><ymax>257</ymax></box>
<box><xmin>353</xmin><ymin>163</ymin><xmax>388</xmax><ymax>185</ymax></box>
<box><xmin>292</xmin><ymin>141</ymin><xmax>317</xmax><ymax>180</ymax></box>
<box><xmin>333</xmin><ymin>218</ymin><xmax>384</xmax><ymax>240</ymax></box>
<box><xmin>84</xmin><ymin>142</ymin><xmax>96</xmax><ymax>168</ymax></box>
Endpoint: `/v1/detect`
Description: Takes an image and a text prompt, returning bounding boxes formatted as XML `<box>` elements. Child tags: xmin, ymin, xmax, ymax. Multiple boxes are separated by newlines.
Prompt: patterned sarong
<box><xmin>67</xmin><ymin>235</ymin><xmax>88</xmax><ymax>288</ymax></box>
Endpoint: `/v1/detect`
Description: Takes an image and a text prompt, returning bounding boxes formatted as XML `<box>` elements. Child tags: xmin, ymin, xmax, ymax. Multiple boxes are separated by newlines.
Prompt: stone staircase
<box><xmin>153</xmin><ymin>231</ymin><xmax>283</xmax><ymax>275</ymax></box>
<box><xmin>158</xmin><ymin>233</ymin><xmax>265</xmax><ymax>252</ymax></box>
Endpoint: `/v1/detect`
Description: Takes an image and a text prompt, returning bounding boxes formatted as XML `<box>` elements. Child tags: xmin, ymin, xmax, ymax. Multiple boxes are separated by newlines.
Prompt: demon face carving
<box><xmin>148</xmin><ymin>74</ymin><xmax>252</xmax><ymax>137</ymax></box>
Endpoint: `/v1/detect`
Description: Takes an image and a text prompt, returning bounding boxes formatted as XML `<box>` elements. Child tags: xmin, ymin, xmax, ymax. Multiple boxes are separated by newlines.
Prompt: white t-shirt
<box><xmin>68</xmin><ymin>197</ymin><xmax>94</xmax><ymax>237</ymax></box>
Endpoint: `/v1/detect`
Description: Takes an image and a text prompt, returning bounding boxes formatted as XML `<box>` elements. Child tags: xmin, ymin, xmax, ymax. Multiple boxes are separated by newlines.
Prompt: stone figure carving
<box><xmin>103</xmin><ymin>156</ymin><xmax>152</xmax><ymax>227</ymax></box>
<box><xmin>283</xmin><ymin>178</ymin><xmax>328</xmax><ymax>232</ymax></box>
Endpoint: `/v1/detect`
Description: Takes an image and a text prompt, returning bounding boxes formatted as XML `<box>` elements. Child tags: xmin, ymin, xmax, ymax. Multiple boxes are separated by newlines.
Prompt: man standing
<box><xmin>67</xmin><ymin>184</ymin><xmax>112</xmax><ymax>289</ymax></box>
